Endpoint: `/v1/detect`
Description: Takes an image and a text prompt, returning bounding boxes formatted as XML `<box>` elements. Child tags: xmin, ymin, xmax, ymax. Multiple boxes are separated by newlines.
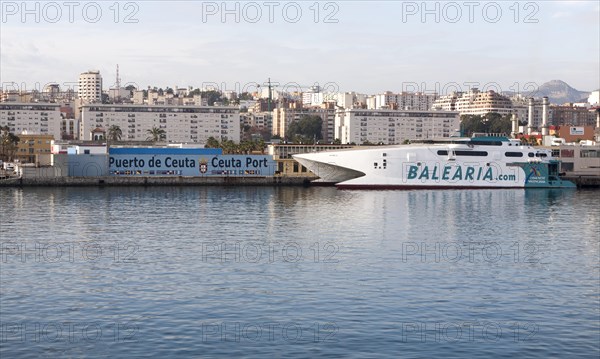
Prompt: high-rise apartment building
<box><xmin>80</xmin><ymin>104</ymin><xmax>240</xmax><ymax>143</ymax></box>
<box><xmin>78</xmin><ymin>71</ymin><xmax>103</xmax><ymax>103</ymax></box>
<box><xmin>374</xmin><ymin>92</ymin><xmax>438</xmax><ymax>111</ymax></box>
<box><xmin>0</xmin><ymin>103</ymin><xmax>62</xmax><ymax>139</ymax></box>
<box><xmin>432</xmin><ymin>89</ymin><xmax>513</xmax><ymax>116</ymax></box>
<box><xmin>335</xmin><ymin>109</ymin><xmax>460</xmax><ymax>144</ymax></box>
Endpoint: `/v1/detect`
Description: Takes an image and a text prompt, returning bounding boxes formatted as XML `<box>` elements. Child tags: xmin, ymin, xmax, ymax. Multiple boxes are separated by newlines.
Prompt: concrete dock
<box><xmin>0</xmin><ymin>175</ymin><xmax>597</xmax><ymax>188</ymax></box>
<box><xmin>0</xmin><ymin>176</ymin><xmax>316</xmax><ymax>187</ymax></box>
<box><xmin>562</xmin><ymin>175</ymin><xmax>600</xmax><ymax>188</ymax></box>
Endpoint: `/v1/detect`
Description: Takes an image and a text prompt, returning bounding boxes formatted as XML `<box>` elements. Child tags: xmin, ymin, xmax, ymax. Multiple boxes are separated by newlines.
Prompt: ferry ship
<box><xmin>293</xmin><ymin>135</ymin><xmax>576</xmax><ymax>189</ymax></box>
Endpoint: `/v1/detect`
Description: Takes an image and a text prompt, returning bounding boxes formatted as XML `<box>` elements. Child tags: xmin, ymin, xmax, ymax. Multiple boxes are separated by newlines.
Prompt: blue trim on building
<box><xmin>109</xmin><ymin>148</ymin><xmax>222</xmax><ymax>155</ymax></box>
<box><xmin>470</xmin><ymin>136</ymin><xmax>510</xmax><ymax>142</ymax></box>
<box><xmin>108</xmin><ymin>153</ymin><xmax>275</xmax><ymax>177</ymax></box>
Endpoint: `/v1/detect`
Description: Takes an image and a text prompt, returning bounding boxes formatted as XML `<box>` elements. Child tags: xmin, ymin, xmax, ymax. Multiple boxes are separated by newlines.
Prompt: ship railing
<box><xmin>471</xmin><ymin>132</ymin><xmax>508</xmax><ymax>138</ymax></box>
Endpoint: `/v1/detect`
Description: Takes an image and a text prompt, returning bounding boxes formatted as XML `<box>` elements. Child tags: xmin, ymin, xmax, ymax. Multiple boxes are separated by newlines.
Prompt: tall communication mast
<box><xmin>115</xmin><ymin>64</ymin><xmax>121</xmax><ymax>89</ymax></box>
<box><xmin>262</xmin><ymin>78</ymin><xmax>279</xmax><ymax>112</ymax></box>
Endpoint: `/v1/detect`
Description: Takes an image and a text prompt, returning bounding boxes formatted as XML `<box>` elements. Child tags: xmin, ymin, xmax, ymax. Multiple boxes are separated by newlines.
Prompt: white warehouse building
<box><xmin>335</xmin><ymin>109</ymin><xmax>460</xmax><ymax>145</ymax></box>
<box><xmin>81</xmin><ymin>104</ymin><xmax>240</xmax><ymax>143</ymax></box>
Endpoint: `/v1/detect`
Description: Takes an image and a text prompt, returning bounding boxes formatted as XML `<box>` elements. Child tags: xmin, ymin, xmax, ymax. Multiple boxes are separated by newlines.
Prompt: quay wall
<box><xmin>562</xmin><ymin>176</ymin><xmax>600</xmax><ymax>188</ymax></box>
<box><xmin>1</xmin><ymin>176</ymin><xmax>598</xmax><ymax>188</ymax></box>
<box><xmin>0</xmin><ymin>176</ymin><xmax>316</xmax><ymax>187</ymax></box>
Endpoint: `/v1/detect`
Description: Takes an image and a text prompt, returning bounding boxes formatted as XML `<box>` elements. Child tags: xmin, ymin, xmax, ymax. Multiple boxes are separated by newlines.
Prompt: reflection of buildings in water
<box><xmin>8</xmin><ymin>188</ymin><xmax>24</xmax><ymax>209</ymax></box>
<box><xmin>352</xmin><ymin>191</ymin><xmax>411</xmax><ymax>243</ymax></box>
<box><xmin>2</xmin><ymin>189</ymin><xmax>25</xmax><ymax>229</ymax></box>
<box><xmin>273</xmin><ymin>186</ymin><xmax>309</xmax><ymax>207</ymax></box>
<box><xmin>268</xmin><ymin>187</ymin><xmax>361</xmax><ymax>243</ymax></box>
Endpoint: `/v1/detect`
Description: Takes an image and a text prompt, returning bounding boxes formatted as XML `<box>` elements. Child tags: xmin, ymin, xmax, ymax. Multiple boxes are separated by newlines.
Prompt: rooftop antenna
<box><xmin>262</xmin><ymin>78</ymin><xmax>279</xmax><ymax>112</ymax></box>
<box><xmin>116</xmin><ymin>64</ymin><xmax>121</xmax><ymax>89</ymax></box>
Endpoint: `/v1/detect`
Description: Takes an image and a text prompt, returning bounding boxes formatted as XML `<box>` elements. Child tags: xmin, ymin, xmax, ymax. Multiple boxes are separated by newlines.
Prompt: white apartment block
<box><xmin>108</xmin><ymin>87</ymin><xmax>131</xmax><ymax>101</ymax></box>
<box><xmin>433</xmin><ymin>91</ymin><xmax>549</xmax><ymax>129</ymax></box>
<box><xmin>336</xmin><ymin>92</ymin><xmax>355</xmax><ymax>109</ymax></box>
<box><xmin>588</xmin><ymin>90</ymin><xmax>600</xmax><ymax>106</ymax></box>
<box><xmin>132</xmin><ymin>91</ymin><xmax>145</xmax><ymax>104</ymax></box>
<box><xmin>366</xmin><ymin>96</ymin><xmax>377</xmax><ymax>110</ymax></box>
<box><xmin>374</xmin><ymin>92</ymin><xmax>438</xmax><ymax>111</ymax></box>
<box><xmin>335</xmin><ymin>109</ymin><xmax>460</xmax><ymax>145</ymax></box>
<box><xmin>1</xmin><ymin>89</ymin><xmax>76</xmax><ymax>103</ymax></box>
<box><xmin>0</xmin><ymin>103</ymin><xmax>62</xmax><ymax>139</ymax></box>
<box><xmin>142</xmin><ymin>92</ymin><xmax>205</xmax><ymax>107</ymax></box>
<box><xmin>81</xmin><ymin>105</ymin><xmax>240</xmax><ymax>143</ymax></box>
<box><xmin>240</xmin><ymin>100</ymin><xmax>257</xmax><ymax>110</ymax></box>
<box><xmin>301</xmin><ymin>90</ymin><xmax>340</xmax><ymax>107</ymax></box>
<box><xmin>432</xmin><ymin>89</ymin><xmax>513</xmax><ymax>116</ymax></box>
<box><xmin>272</xmin><ymin>107</ymin><xmax>336</xmax><ymax>142</ymax></box>
<box><xmin>354</xmin><ymin>93</ymin><xmax>367</xmax><ymax>107</ymax></box>
<box><xmin>302</xmin><ymin>92</ymin><xmax>324</xmax><ymax>107</ymax></box>
<box><xmin>259</xmin><ymin>88</ymin><xmax>283</xmax><ymax>100</ymax></box>
<box><xmin>431</xmin><ymin>92</ymin><xmax>460</xmax><ymax>111</ymax></box>
<box><xmin>456</xmin><ymin>90</ymin><xmax>513</xmax><ymax>116</ymax></box>
<box><xmin>78</xmin><ymin>71</ymin><xmax>103</xmax><ymax>103</ymax></box>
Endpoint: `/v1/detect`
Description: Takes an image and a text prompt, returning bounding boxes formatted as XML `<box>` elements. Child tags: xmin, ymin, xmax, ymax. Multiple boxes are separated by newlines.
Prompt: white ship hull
<box><xmin>294</xmin><ymin>138</ymin><xmax>576</xmax><ymax>189</ymax></box>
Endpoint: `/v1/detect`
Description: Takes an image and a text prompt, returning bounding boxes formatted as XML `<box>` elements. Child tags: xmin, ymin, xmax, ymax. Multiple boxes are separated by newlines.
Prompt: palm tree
<box><xmin>252</xmin><ymin>139</ymin><xmax>265</xmax><ymax>153</ymax></box>
<box><xmin>239</xmin><ymin>140</ymin><xmax>253</xmax><ymax>154</ymax></box>
<box><xmin>0</xmin><ymin>126</ymin><xmax>20</xmax><ymax>162</ymax></box>
<box><xmin>221</xmin><ymin>139</ymin><xmax>237</xmax><ymax>154</ymax></box>
<box><xmin>205</xmin><ymin>136</ymin><xmax>220</xmax><ymax>148</ymax></box>
<box><xmin>146</xmin><ymin>126</ymin><xmax>166</xmax><ymax>142</ymax></box>
<box><xmin>107</xmin><ymin>125</ymin><xmax>122</xmax><ymax>143</ymax></box>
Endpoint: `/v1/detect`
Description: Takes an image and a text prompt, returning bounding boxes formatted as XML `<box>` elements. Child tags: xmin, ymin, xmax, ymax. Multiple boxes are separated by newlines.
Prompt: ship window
<box><xmin>528</xmin><ymin>153</ymin><xmax>534</xmax><ymax>157</ymax></box>
<box><xmin>469</xmin><ymin>140</ymin><xmax>503</xmax><ymax>146</ymax></box>
<box><xmin>455</xmin><ymin>151</ymin><xmax>488</xmax><ymax>156</ymax></box>
<box><xmin>382</xmin><ymin>153</ymin><xmax>387</xmax><ymax>157</ymax></box>
<box><xmin>437</xmin><ymin>150</ymin><xmax>448</xmax><ymax>155</ymax></box>
<box><xmin>535</xmin><ymin>153</ymin><xmax>547</xmax><ymax>158</ymax></box>
<box><xmin>505</xmin><ymin>152</ymin><xmax>523</xmax><ymax>157</ymax></box>
<box><xmin>561</xmin><ymin>163</ymin><xmax>574</xmax><ymax>171</ymax></box>
<box><xmin>374</xmin><ymin>162</ymin><xmax>378</xmax><ymax>168</ymax></box>
<box><xmin>581</xmin><ymin>149</ymin><xmax>600</xmax><ymax>158</ymax></box>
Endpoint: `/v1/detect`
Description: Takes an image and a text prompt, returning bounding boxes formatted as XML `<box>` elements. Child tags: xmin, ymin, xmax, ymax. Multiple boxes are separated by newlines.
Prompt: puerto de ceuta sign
<box><xmin>109</xmin><ymin>154</ymin><xmax>275</xmax><ymax>177</ymax></box>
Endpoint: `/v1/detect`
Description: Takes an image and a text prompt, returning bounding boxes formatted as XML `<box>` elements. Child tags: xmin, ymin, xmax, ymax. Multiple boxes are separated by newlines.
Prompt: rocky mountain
<box><xmin>501</xmin><ymin>80</ymin><xmax>591</xmax><ymax>104</ymax></box>
<box><xmin>534</xmin><ymin>80</ymin><xmax>590</xmax><ymax>104</ymax></box>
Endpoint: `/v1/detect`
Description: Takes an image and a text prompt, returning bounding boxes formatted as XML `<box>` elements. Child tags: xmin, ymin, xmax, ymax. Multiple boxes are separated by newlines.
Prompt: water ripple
<box><xmin>1</xmin><ymin>187</ymin><xmax>598</xmax><ymax>358</ymax></box>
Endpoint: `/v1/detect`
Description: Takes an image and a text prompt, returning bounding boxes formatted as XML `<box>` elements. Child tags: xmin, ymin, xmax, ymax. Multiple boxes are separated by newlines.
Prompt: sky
<box><xmin>1</xmin><ymin>0</ymin><xmax>599</xmax><ymax>95</ymax></box>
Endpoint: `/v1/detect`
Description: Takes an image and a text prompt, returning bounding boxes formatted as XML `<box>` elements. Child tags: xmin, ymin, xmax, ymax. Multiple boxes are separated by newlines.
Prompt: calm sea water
<box><xmin>0</xmin><ymin>187</ymin><xmax>598</xmax><ymax>358</ymax></box>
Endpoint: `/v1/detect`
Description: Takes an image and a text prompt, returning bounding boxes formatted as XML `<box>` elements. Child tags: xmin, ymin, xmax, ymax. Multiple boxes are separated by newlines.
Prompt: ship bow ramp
<box><xmin>293</xmin><ymin>153</ymin><xmax>365</xmax><ymax>183</ymax></box>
